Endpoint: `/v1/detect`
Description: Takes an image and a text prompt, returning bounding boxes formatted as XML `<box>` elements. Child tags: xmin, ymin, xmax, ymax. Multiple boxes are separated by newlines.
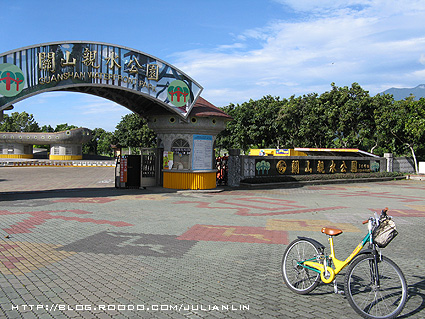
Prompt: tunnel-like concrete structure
<box><xmin>0</xmin><ymin>128</ymin><xmax>91</xmax><ymax>160</ymax></box>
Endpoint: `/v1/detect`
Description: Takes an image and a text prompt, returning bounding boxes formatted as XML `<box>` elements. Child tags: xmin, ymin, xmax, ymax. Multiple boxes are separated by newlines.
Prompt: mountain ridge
<box><xmin>380</xmin><ymin>84</ymin><xmax>425</xmax><ymax>100</ymax></box>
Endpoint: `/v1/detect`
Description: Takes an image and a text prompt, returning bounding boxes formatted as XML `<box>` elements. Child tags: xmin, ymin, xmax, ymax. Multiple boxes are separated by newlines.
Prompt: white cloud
<box><xmin>273</xmin><ymin>0</ymin><xmax>372</xmax><ymax>13</ymax></box>
<box><xmin>408</xmin><ymin>69</ymin><xmax>425</xmax><ymax>79</ymax></box>
<box><xmin>274</xmin><ymin>0</ymin><xmax>425</xmax><ymax>16</ymax></box>
<box><xmin>172</xmin><ymin>0</ymin><xmax>425</xmax><ymax>106</ymax></box>
<box><xmin>217</xmin><ymin>43</ymin><xmax>246</xmax><ymax>51</ymax></box>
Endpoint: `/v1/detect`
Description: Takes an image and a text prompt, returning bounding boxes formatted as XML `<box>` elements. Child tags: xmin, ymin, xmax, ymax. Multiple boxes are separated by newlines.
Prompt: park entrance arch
<box><xmin>0</xmin><ymin>41</ymin><xmax>203</xmax><ymax>119</ymax></box>
<box><xmin>0</xmin><ymin>42</ymin><xmax>231</xmax><ymax>190</ymax></box>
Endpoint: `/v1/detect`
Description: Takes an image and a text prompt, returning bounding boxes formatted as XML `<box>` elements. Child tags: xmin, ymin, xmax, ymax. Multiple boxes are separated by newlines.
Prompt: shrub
<box><xmin>241</xmin><ymin>172</ymin><xmax>405</xmax><ymax>184</ymax></box>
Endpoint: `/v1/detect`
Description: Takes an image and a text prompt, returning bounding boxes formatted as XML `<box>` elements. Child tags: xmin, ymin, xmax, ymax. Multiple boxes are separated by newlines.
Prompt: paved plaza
<box><xmin>0</xmin><ymin>166</ymin><xmax>424</xmax><ymax>318</ymax></box>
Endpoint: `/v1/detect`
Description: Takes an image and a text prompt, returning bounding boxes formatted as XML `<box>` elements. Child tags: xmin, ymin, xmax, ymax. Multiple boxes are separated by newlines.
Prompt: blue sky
<box><xmin>2</xmin><ymin>0</ymin><xmax>425</xmax><ymax>131</ymax></box>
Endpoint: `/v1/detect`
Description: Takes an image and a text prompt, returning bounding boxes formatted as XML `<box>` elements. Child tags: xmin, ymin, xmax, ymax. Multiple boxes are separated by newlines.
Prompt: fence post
<box><xmin>384</xmin><ymin>153</ymin><xmax>393</xmax><ymax>172</ymax></box>
<box><xmin>227</xmin><ymin>149</ymin><xmax>241</xmax><ymax>187</ymax></box>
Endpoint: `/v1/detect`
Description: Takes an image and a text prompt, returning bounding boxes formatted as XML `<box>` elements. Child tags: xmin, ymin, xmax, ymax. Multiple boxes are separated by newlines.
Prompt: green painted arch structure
<box><xmin>0</xmin><ymin>41</ymin><xmax>203</xmax><ymax>119</ymax></box>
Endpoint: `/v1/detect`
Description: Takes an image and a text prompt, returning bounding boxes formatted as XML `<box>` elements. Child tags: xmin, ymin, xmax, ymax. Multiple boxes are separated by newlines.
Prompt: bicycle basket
<box><xmin>372</xmin><ymin>218</ymin><xmax>398</xmax><ymax>248</ymax></box>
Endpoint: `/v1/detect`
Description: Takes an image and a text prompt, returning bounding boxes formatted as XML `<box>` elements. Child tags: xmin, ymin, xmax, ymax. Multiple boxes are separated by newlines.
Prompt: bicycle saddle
<box><xmin>321</xmin><ymin>227</ymin><xmax>343</xmax><ymax>236</ymax></box>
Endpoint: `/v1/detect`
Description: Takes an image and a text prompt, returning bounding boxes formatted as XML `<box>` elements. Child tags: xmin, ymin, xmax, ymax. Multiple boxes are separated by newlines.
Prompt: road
<box><xmin>0</xmin><ymin>166</ymin><xmax>424</xmax><ymax>318</ymax></box>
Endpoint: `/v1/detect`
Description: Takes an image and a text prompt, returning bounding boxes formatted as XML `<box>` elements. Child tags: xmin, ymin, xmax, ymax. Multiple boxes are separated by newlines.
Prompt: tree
<box><xmin>375</xmin><ymin>96</ymin><xmax>425</xmax><ymax>172</ymax></box>
<box><xmin>83</xmin><ymin>128</ymin><xmax>116</xmax><ymax>156</ymax></box>
<box><xmin>367</xmin><ymin>93</ymin><xmax>394</xmax><ymax>155</ymax></box>
<box><xmin>0</xmin><ymin>111</ymin><xmax>40</xmax><ymax>132</ymax></box>
<box><xmin>218</xmin><ymin>83</ymin><xmax>421</xmax><ymax>156</ymax></box>
<box><xmin>278</xmin><ymin>93</ymin><xmax>332</xmax><ymax>148</ymax></box>
<box><xmin>319</xmin><ymin>83</ymin><xmax>376</xmax><ymax>150</ymax></box>
<box><xmin>113</xmin><ymin>113</ymin><xmax>156</xmax><ymax>152</ymax></box>
<box><xmin>97</xmin><ymin>131</ymin><xmax>115</xmax><ymax>156</ymax></box>
<box><xmin>216</xmin><ymin>96</ymin><xmax>284</xmax><ymax>153</ymax></box>
<box><xmin>41</xmin><ymin>124</ymin><xmax>54</xmax><ymax>132</ymax></box>
<box><xmin>54</xmin><ymin>123</ymin><xmax>78</xmax><ymax>132</ymax></box>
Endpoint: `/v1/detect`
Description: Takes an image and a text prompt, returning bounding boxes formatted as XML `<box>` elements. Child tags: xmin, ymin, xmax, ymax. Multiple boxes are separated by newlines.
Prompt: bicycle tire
<box><xmin>281</xmin><ymin>238</ymin><xmax>321</xmax><ymax>294</ymax></box>
<box><xmin>344</xmin><ymin>254</ymin><xmax>407</xmax><ymax>319</ymax></box>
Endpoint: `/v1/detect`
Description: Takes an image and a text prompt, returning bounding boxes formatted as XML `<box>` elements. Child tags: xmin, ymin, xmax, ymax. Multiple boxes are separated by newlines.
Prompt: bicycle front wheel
<box><xmin>344</xmin><ymin>254</ymin><xmax>407</xmax><ymax>319</ymax></box>
<box><xmin>281</xmin><ymin>238</ymin><xmax>321</xmax><ymax>294</ymax></box>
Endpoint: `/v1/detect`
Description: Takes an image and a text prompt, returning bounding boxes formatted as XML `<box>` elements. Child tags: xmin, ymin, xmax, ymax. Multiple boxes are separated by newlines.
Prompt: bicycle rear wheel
<box><xmin>344</xmin><ymin>254</ymin><xmax>407</xmax><ymax>319</ymax></box>
<box><xmin>281</xmin><ymin>238</ymin><xmax>321</xmax><ymax>294</ymax></box>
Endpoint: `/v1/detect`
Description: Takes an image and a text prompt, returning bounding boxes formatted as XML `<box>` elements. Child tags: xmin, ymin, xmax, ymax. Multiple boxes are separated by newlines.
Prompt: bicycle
<box><xmin>281</xmin><ymin>208</ymin><xmax>407</xmax><ymax>319</ymax></box>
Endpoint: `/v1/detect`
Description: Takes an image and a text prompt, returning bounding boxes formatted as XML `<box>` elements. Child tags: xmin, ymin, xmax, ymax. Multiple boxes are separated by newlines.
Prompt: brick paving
<box><xmin>0</xmin><ymin>167</ymin><xmax>424</xmax><ymax>318</ymax></box>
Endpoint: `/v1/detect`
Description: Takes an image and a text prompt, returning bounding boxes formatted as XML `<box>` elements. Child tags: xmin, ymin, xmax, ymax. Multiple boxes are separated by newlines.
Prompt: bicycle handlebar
<box><xmin>381</xmin><ymin>207</ymin><xmax>388</xmax><ymax>217</ymax></box>
<box><xmin>362</xmin><ymin>207</ymin><xmax>389</xmax><ymax>224</ymax></box>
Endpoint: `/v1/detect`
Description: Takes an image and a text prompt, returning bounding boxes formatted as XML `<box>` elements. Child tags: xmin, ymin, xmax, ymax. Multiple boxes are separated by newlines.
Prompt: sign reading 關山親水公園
<box><xmin>0</xmin><ymin>41</ymin><xmax>202</xmax><ymax>118</ymax></box>
<box><xmin>255</xmin><ymin>158</ymin><xmax>379</xmax><ymax>176</ymax></box>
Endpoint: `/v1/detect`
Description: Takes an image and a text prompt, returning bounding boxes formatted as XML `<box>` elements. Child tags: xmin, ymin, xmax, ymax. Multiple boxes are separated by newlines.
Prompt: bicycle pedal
<box><xmin>333</xmin><ymin>288</ymin><xmax>345</xmax><ymax>295</ymax></box>
<box><xmin>333</xmin><ymin>282</ymin><xmax>344</xmax><ymax>295</ymax></box>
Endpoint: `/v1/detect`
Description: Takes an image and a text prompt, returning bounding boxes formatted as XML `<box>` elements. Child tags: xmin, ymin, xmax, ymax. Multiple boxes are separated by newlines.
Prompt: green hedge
<box><xmin>241</xmin><ymin>172</ymin><xmax>405</xmax><ymax>184</ymax></box>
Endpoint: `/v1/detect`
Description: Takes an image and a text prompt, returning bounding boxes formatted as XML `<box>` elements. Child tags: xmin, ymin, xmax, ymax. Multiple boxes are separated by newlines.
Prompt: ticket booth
<box><xmin>115</xmin><ymin>98</ymin><xmax>231</xmax><ymax>190</ymax></box>
<box><xmin>147</xmin><ymin>97</ymin><xmax>232</xmax><ymax>190</ymax></box>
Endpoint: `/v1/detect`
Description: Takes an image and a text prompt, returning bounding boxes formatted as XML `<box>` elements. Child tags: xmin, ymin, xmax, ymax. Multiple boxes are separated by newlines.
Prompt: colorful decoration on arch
<box><xmin>167</xmin><ymin>80</ymin><xmax>190</xmax><ymax>108</ymax></box>
<box><xmin>0</xmin><ymin>63</ymin><xmax>25</xmax><ymax>97</ymax></box>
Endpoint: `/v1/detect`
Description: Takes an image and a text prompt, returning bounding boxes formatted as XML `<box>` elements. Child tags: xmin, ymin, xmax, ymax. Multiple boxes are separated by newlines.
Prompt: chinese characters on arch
<box><xmin>37</xmin><ymin>48</ymin><xmax>159</xmax><ymax>80</ymax></box>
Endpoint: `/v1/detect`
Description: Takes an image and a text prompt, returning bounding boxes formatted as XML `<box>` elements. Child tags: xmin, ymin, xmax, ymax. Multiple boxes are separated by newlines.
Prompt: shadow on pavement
<box><xmin>400</xmin><ymin>276</ymin><xmax>425</xmax><ymax>318</ymax></box>
<box><xmin>0</xmin><ymin>182</ymin><xmax>313</xmax><ymax>202</ymax></box>
<box><xmin>0</xmin><ymin>186</ymin><xmax>180</xmax><ymax>202</ymax></box>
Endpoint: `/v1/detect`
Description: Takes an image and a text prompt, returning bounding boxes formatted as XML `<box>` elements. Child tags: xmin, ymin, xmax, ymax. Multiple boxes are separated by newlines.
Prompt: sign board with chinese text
<box><xmin>0</xmin><ymin>41</ymin><xmax>203</xmax><ymax>119</ymax></box>
<box><xmin>255</xmin><ymin>158</ymin><xmax>379</xmax><ymax>176</ymax></box>
<box><xmin>120</xmin><ymin>157</ymin><xmax>128</xmax><ymax>183</ymax></box>
<box><xmin>192</xmin><ymin>135</ymin><xmax>213</xmax><ymax>170</ymax></box>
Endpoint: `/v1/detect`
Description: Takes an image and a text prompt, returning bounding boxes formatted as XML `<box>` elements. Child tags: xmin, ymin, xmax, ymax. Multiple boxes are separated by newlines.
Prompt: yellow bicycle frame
<box><xmin>303</xmin><ymin>232</ymin><xmax>371</xmax><ymax>283</ymax></box>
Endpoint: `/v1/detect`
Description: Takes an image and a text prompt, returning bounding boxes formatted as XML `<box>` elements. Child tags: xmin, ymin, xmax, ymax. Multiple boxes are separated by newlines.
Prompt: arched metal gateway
<box><xmin>0</xmin><ymin>41</ymin><xmax>231</xmax><ymax>190</ymax></box>
<box><xmin>0</xmin><ymin>41</ymin><xmax>202</xmax><ymax>118</ymax></box>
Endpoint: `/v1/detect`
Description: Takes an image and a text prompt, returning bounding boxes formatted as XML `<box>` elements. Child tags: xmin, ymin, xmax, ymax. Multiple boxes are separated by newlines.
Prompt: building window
<box><xmin>171</xmin><ymin>139</ymin><xmax>191</xmax><ymax>170</ymax></box>
<box><xmin>24</xmin><ymin>145</ymin><xmax>32</xmax><ymax>154</ymax></box>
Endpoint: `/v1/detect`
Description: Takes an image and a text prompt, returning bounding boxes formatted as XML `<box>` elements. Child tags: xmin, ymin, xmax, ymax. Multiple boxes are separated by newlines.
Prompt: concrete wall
<box><xmin>227</xmin><ymin>151</ymin><xmax>385</xmax><ymax>187</ymax></box>
<box><xmin>0</xmin><ymin>143</ymin><xmax>33</xmax><ymax>158</ymax></box>
<box><xmin>384</xmin><ymin>153</ymin><xmax>416</xmax><ymax>173</ymax></box>
<box><xmin>393</xmin><ymin>157</ymin><xmax>416</xmax><ymax>173</ymax></box>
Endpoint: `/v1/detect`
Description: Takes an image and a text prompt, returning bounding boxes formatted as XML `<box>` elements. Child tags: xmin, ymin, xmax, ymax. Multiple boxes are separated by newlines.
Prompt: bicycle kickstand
<box><xmin>333</xmin><ymin>280</ymin><xmax>344</xmax><ymax>295</ymax></box>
